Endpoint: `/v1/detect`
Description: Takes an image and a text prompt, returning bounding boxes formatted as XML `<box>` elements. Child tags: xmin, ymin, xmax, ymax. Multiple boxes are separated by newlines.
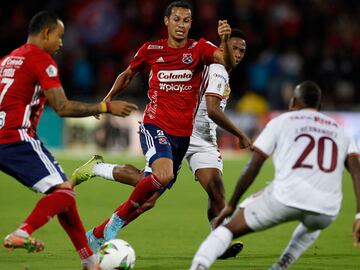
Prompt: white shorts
<box><xmin>240</xmin><ymin>184</ymin><xmax>336</xmax><ymax>231</ymax></box>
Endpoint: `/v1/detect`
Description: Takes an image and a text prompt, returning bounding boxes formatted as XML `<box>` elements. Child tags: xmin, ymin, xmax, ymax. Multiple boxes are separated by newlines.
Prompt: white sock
<box><xmin>276</xmin><ymin>223</ymin><xmax>320</xmax><ymax>268</ymax></box>
<box><xmin>93</xmin><ymin>163</ymin><xmax>116</xmax><ymax>180</ymax></box>
<box><xmin>14</xmin><ymin>228</ymin><xmax>29</xmax><ymax>238</ymax></box>
<box><xmin>190</xmin><ymin>226</ymin><xmax>233</xmax><ymax>270</ymax></box>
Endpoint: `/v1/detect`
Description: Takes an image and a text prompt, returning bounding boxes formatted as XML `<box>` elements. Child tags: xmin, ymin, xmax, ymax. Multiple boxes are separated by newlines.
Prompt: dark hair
<box><xmin>298</xmin><ymin>80</ymin><xmax>322</xmax><ymax>108</ymax></box>
<box><xmin>28</xmin><ymin>11</ymin><xmax>59</xmax><ymax>35</ymax></box>
<box><xmin>164</xmin><ymin>1</ymin><xmax>193</xmax><ymax>17</ymax></box>
<box><xmin>230</xmin><ymin>28</ymin><xmax>246</xmax><ymax>40</ymax></box>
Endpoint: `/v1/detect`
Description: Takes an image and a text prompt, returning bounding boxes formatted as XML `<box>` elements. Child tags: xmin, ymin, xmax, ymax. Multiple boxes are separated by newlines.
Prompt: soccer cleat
<box><xmin>86</xmin><ymin>229</ymin><xmax>105</xmax><ymax>253</ymax></box>
<box><xmin>3</xmin><ymin>234</ymin><xmax>44</xmax><ymax>253</ymax></box>
<box><xmin>103</xmin><ymin>213</ymin><xmax>125</xmax><ymax>241</ymax></box>
<box><xmin>268</xmin><ymin>253</ymin><xmax>295</xmax><ymax>270</ymax></box>
<box><xmin>218</xmin><ymin>240</ymin><xmax>243</xmax><ymax>260</ymax></box>
<box><xmin>71</xmin><ymin>155</ymin><xmax>104</xmax><ymax>186</ymax></box>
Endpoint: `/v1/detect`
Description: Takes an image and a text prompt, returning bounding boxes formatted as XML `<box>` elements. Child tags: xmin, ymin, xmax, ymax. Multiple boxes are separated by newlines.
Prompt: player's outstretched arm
<box><xmin>206</xmin><ymin>95</ymin><xmax>251</xmax><ymax>149</ymax></box>
<box><xmin>103</xmin><ymin>67</ymin><xmax>135</xmax><ymax>102</ymax></box>
<box><xmin>45</xmin><ymin>86</ymin><xmax>138</xmax><ymax>118</ymax></box>
<box><xmin>213</xmin><ymin>20</ymin><xmax>236</xmax><ymax>69</ymax></box>
<box><xmin>346</xmin><ymin>155</ymin><xmax>360</xmax><ymax>247</ymax></box>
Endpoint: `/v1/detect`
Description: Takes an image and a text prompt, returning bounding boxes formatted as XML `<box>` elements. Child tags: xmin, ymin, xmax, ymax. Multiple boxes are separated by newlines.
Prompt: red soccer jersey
<box><xmin>129</xmin><ymin>38</ymin><xmax>218</xmax><ymax>136</ymax></box>
<box><xmin>0</xmin><ymin>44</ymin><xmax>62</xmax><ymax>143</ymax></box>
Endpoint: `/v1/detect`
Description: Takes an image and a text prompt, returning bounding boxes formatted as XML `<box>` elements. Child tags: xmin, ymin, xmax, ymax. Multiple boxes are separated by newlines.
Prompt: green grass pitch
<box><xmin>0</xmin><ymin>152</ymin><xmax>359</xmax><ymax>269</ymax></box>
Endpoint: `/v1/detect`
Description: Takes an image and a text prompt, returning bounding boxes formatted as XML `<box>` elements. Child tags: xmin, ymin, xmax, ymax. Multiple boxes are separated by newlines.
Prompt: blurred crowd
<box><xmin>1</xmin><ymin>0</ymin><xmax>359</xmax><ymax>114</ymax></box>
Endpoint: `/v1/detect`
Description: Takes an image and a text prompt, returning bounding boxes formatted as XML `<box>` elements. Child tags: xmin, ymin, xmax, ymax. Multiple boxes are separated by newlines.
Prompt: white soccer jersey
<box><xmin>253</xmin><ymin>109</ymin><xmax>359</xmax><ymax>216</ymax></box>
<box><xmin>191</xmin><ymin>63</ymin><xmax>230</xmax><ymax>147</ymax></box>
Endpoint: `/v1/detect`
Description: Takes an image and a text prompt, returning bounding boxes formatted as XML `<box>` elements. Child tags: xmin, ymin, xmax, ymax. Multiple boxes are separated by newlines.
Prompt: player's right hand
<box><xmin>218</xmin><ymin>20</ymin><xmax>231</xmax><ymax>42</ymax></box>
<box><xmin>352</xmin><ymin>219</ymin><xmax>360</xmax><ymax>247</ymax></box>
<box><xmin>110</xmin><ymin>100</ymin><xmax>138</xmax><ymax>117</ymax></box>
<box><xmin>213</xmin><ymin>204</ymin><xmax>235</xmax><ymax>228</ymax></box>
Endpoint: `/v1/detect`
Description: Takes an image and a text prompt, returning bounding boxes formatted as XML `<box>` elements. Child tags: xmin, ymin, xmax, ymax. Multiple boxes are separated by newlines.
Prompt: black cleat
<box><xmin>218</xmin><ymin>240</ymin><xmax>243</xmax><ymax>260</ymax></box>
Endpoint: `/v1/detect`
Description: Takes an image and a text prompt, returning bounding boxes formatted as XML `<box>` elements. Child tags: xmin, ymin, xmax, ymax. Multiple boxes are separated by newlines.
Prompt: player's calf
<box><xmin>3</xmin><ymin>233</ymin><xmax>44</xmax><ymax>253</ymax></box>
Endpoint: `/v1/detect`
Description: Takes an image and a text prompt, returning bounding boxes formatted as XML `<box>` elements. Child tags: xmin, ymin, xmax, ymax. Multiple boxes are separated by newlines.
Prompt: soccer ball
<box><xmin>98</xmin><ymin>239</ymin><xmax>136</xmax><ymax>270</ymax></box>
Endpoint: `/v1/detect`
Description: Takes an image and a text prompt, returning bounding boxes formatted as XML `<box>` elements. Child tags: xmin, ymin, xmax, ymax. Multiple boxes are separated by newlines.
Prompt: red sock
<box><xmin>124</xmin><ymin>206</ymin><xmax>145</xmax><ymax>226</ymax></box>
<box><xmin>20</xmin><ymin>188</ymin><xmax>76</xmax><ymax>235</ymax></box>
<box><xmin>93</xmin><ymin>174</ymin><xmax>162</xmax><ymax>238</ymax></box>
<box><xmin>93</xmin><ymin>218</ymin><xmax>110</xmax><ymax>239</ymax></box>
<box><xmin>116</xmin><ymin>174</ymin><xmax>162</xmax><ymax>219</ymax></box>
<box><xmin>57</xmin><ymin>199</ymin><xmax>93</xmax><ymax>259</ymax></box>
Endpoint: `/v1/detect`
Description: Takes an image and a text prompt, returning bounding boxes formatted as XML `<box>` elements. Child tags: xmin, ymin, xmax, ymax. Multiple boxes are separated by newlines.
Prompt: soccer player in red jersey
<box><xmin>80</xmin><ymin>0</ymin><xmax>238</xmax><ymax>252</ymax></box>
<box><xmin>0</xmin><ymin>11</ymin><xmax>137</xmax><ymax>269</ymax></box>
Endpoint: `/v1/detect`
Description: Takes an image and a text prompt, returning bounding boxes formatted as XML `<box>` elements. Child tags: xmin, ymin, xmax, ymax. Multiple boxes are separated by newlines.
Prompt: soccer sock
<box><xmin>19</xmin><ymin>188</ymin><xmax>78</xmax><ymax>235</ymax></box>
<box><xmin>115</xmin><ymin>174</ymin><xmax>163</xmax><ymax>219</ymax></box>
<box><xmin>93</xmin><ymin>163</ymin><xmax>116</xmax><ymax>181</ymax></box>
<box><xmin>124</xmin><ymin>206</ymin><xmax>146</xmax><ymax>226</ymax></box>
<box><xmin>93</xmin><ymin>174</ymin><xmax>162</xmax><ymax>239</ymax></box>
<box><xmin>190</xmin><ymin>226</ymin><xmax>233</xmax><ymax>269</ymax></box>
<box><xmin>276</xmin><ymin>223</ymin><xmax>321</xmax><ymax>268</ymax></box>
<box><xmin>57</xmin><ymin>194</ymin><xmax>93</xmax><ymax>259</ymax></box>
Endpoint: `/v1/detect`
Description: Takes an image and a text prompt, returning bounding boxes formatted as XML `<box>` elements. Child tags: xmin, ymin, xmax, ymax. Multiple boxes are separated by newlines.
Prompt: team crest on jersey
<box><xmin>46</xmin><ymin>65</ymin><xmax>58</xmax><ymax>77</ymax></box>
<box><xmin>182</xmin><ymin>53</ymin><xmax>193</xmax><ymax>64</ymax></box>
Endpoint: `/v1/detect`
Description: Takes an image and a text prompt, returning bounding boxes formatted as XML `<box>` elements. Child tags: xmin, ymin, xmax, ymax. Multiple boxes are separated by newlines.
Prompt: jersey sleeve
<box><xmin>33</xmin><ymin>53</ymin><xmax>62</xmax><ymax>90</ymax></box>
<box><xmin>199</xmin><ymin>38</ymin><xmax>219</xmax><ymax>66</ymax></box>
<box><xmin>253</xmin><ymin>118</ymin><xmax>280</xmax><ymax>157</ymax></box>
<box><xmin>205</xmin><ymin>64</ymin><xmax>228</xmax><ymax>99</ymax></box>
<box><xmin>129</xmin><ymin>43</ymin><xmax>148</xmax><ymax>72</ymax></box>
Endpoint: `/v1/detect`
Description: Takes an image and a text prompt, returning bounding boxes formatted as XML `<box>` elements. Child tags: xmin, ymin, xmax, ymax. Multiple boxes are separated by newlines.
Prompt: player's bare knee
<box><xmin>153</xmin><ymin>171</ymin><xmax>174</xmax><ymax>185</ymax></box>
<box><xmin>51</xmin><ymin>180</ymin><xmax>73</xmax><ymax>191</ymax></box>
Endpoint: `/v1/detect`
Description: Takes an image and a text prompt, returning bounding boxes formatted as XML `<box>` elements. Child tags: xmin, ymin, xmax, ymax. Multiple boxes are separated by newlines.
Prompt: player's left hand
<box><xmin>218</xmin><ymin>20</ymin><xmax>231</xmax><ymax>42</ymax></box>
<box><xmin>238</xmin><ymin>133</ymin><xmax>252</xmax><ymax>149</ymax></box>
<box><xmin>213</xmin><ymin>204</ymin><xmax>235</xmax><ymax>228</ymax></box>
<box><xmin>352</xmin><ymin>219</ymin><xmax>360</xmax><ymax>247</ymax></box>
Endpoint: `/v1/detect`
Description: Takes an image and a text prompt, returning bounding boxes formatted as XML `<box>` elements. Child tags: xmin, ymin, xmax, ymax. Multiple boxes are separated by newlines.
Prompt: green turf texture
<box><xmin>0</xmin><ymin>153</ymin><xmax>359</xmax><ymax>269</ymax></box>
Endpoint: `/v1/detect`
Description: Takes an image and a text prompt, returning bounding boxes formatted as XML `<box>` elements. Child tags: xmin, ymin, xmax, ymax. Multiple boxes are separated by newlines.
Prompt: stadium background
<box><xmin>1</xmin><ymin>0</ymin><xmax>359</xmax><ymax>151</ymax></box>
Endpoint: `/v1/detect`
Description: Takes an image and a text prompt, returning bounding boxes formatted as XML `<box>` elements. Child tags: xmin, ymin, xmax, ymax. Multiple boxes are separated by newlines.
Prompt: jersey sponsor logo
<box><xmin>156</xmin><ymin>57</ymin><xmax>165</xmax><ymax>63</ymax></box>
<box><xmin>157</xmin><ymin>70</ymin><xmax>193</xmax><ymax>82</ymax></box>
<box><xmin>147</xmin><ymin>44</ymin><xmax>164</xmax><ymax>49</ymax></box>
<box><xmin>46</xmin><ymin>65</ymin><xmax>58</xmax><ymax>78</ymax></box>
<box><xmin>182</xmin><ymin>53</ymin><xmax>193</xmax><ymax>64</ymax></box>
<box><xmin>159</xmin><ymin>83</ymin><xmax>192</xmax><ymax>92</ymax></box>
